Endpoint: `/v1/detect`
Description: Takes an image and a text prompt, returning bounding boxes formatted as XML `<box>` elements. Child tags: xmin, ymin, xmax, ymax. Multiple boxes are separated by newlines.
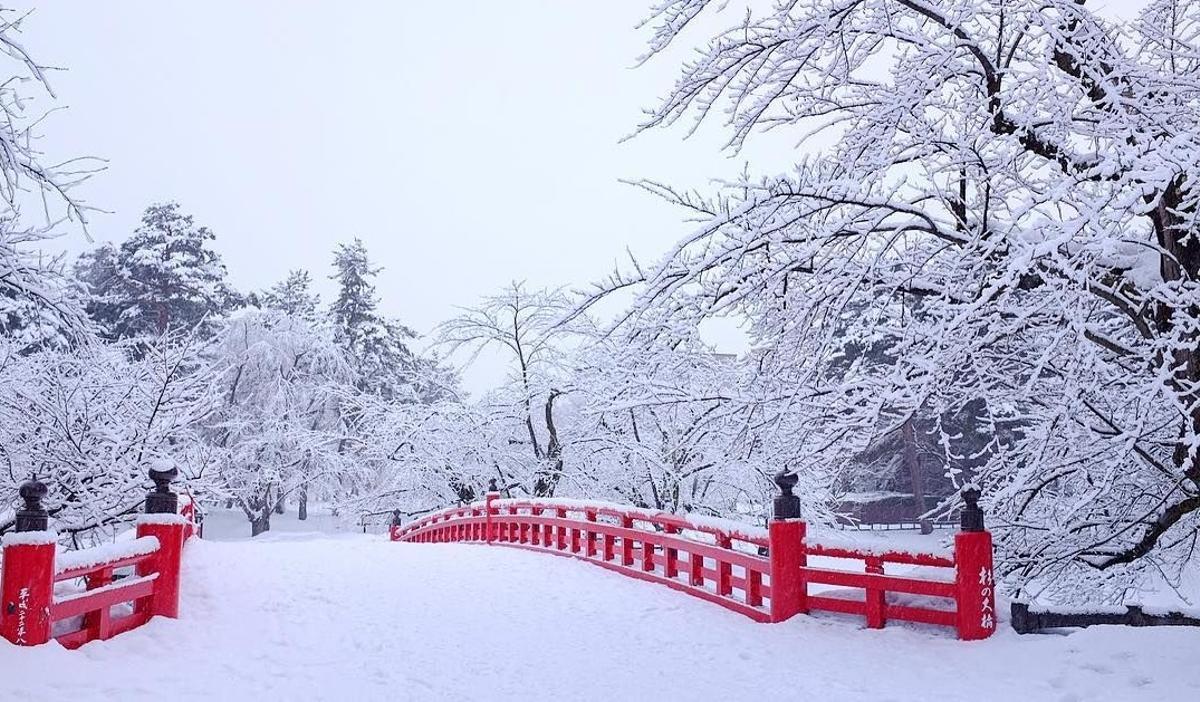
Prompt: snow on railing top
<box><xmin>805</xmin><ymin>529</ymin><xmax>954</xmax><ymax>564</ymax></box>
<box><xmin>410</xmin><ymin>495</ymin><xmax>955</xmax><ymax>562</ymax></box>
<box><xmin>1</xmin><ymin>529</ymin><xmax>60</xmax><ymax>547</ymax></box>
<box><xmin>486</xmin><ymin>497</ymin><xmax>769</xmax><ymax>546</ymax></box>
<box><xmin>54</xmin><ymin>535</ymin><xmax>160</xmax><ymax>576</ymax></box>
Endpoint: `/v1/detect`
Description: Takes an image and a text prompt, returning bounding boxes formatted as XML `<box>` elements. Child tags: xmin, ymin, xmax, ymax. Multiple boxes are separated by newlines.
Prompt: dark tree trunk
<box><xmin>250</xmin><ymin>511</ymin><xmax>271</xmax><ymax>537</ymax></box>
<box><xmin>298</xmin><ymin>486</ymin><xmax>308</xmax><ymax>521</ymax></box>
<box><xmin>274</xmin><ymin>496</ymin><xmax>285</xmax><ymax>515</ymax></box>
<box><xmin>902</xmin><ymin>418</ymin><xmax>925</xmax><ymax>519</ymax></box>
<box><xmin>533</xmin><ymin>390</ymin><xmax>564</xmax><ymax>497</ymax></box>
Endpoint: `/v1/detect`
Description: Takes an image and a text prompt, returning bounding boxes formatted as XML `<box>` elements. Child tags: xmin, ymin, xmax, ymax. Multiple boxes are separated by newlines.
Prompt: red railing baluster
<box><xmin>716</xmin><ymin>534</ymin><xmax>733</xmax><ymax>597</ymax></box>
<box><xmin>689</xmin><ymin>549</ymin><xmax>704</xmax><ymax>587</ymax></box>
<box><xmin>585</xmin><ymin>510</ymin><xmax>597</xmax><ymax>557</ymax></box>
<box><xmin>747</xmin><ymin>568</ymin><xmax>763</xmax><ymax>607</ymax></box>
<box><xmin>620</xmin><ymin>516</ymin><xmax>634</xmax><ymax>567</ymax></box>
<box><xmin>664</xmin><ymin>525</ymin><xmax>679</xmax><ymax>579</ymax></box>
<box><xmin>865</xmin><ymin>556</ymin><xmax>885</xmax><ymax>629</ymax></box>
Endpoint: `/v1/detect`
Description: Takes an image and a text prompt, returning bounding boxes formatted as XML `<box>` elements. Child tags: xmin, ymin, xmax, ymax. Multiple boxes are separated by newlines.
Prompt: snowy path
<box><xmin>5</xmin><ymin>533</ymin><xmax>1199</xmax><ymax>701</ymax></box>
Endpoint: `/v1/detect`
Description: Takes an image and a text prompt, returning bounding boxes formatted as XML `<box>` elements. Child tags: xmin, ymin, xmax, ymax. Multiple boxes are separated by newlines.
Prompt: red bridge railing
<box><xmin>391</xmin><ymin>478</ymin><xmax>996</xmax><ymax>640</ymax></box>
<box><xmin>1</xmin><ymin>467</ymin><xmax>198</xmax><ymax>648</ymax></box>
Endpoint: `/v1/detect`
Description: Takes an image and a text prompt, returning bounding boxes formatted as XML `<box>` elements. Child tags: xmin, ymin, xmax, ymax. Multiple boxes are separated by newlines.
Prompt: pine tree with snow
<box><xmin>77</xmin><ymin>203</ymin><xmax>240</xmax><ymax>340</ymax></box>
<box><xmin>329</xmin><ymin>239</ymin><xmax>425</xmax><ymax>402</ymax></box>
<box><xmin>73</xmin><ymin>242</ymin><xmax>124</xmax><ymax>338</ymax></box>
<box><xmin>261</xmin><ymin>269</ymin><xmax>321</xmax><ymax>322</ymax></box>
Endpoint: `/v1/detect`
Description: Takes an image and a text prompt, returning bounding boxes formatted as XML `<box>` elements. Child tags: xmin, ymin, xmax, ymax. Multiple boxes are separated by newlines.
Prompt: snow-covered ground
<box><xmin>3</xmin><ymin>511</ymin><xmax>1199</xmax><ymax>702</ymax></box>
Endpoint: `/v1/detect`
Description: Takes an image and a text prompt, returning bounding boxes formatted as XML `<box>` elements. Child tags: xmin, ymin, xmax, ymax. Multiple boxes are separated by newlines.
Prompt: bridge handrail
<box><xmin>391</xmin><ymin>489</ymin><xmax>996</xmax><ymax>640</ymax></box>
<box><xmin>1</xmin><ymin>469</ymin><xmax>197</xmax><ymax>649</ymax></box>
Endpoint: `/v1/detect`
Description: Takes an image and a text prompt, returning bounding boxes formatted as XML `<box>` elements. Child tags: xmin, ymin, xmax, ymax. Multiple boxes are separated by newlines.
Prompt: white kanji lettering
<box><xmin>979</xmin><ymin>567</ymin><xmax>993</xmax><ymax>586</ymax></box>
<box><xmin>981</xmin><ymin>612</ymin><xmax>995</xmax><ymax>630</ymax></box>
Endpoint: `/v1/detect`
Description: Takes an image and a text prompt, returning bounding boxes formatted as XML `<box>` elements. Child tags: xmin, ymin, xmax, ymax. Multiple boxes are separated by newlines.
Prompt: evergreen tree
<box><xmin>73</xmin><ymin>243</ymin><xmax>124</xmax><ymax>337</ymax></box>
<box><xmin>329</xmin><ymin>239</ymin><xmax>427</xmax><ymax>402</ymax></box>
<box><xmin>76</xmin><ymin>203</ymin><xmax>239</xmax><ymax>340</ymax></box>
<box><xmin>261</xmin><ymin>270</ymin><xmax>320</xmax><ymax>322</ymax></box>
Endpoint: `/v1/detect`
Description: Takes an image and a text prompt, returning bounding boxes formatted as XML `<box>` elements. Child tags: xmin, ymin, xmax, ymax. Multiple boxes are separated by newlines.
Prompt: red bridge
<box><xmin>391</xmin><ymin>475</ymin><xmax>996</xmax><ymax>640</ymax></box>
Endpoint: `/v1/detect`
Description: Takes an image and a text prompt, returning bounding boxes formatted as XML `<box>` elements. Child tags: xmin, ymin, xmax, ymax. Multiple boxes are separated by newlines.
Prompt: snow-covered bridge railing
<box><xmin>1</xmin><ymin>466</ymin><xmax>198</xmax><ymax>648</ymax></box>
<box><xmin>391</xmin><ymin>474</ymin><xmax>996</xmax><ymax>640</ymax></box>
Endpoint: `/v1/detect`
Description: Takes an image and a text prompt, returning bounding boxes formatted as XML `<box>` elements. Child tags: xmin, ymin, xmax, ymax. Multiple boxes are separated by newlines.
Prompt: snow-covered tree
<box><xmin>0</xmin><ymin>10</ymin><xmax>98</xmax><ymax>351</ymax></box>
<box><xmin>573</xmin><ymin>332</ymin><xmax>766</xmax><ymax>519</ymax></box>
<box><xmin>614</xmin><ymin>0</ymin><xmax>1200</xmax><ymax>600</ymax></box>
<box><xmin>201</xmin><ymin>310</ymin><xmax>353</xmax><ymax>536</ymax></box>
<box><xmin>0</xmin><ymin>249</ymin><xmax>87</xmax><ymax>354</ymax></box>
<box><xmin>260</xmin><ymin>269</ymin><xmax>320</xmax><ymax>323</ymax></box>
<box><xmin>329</xmin><ymin>239</ymin><xmax>445</xmax><ymax>402</ymax></box>
<box><xmin>78</xmin><ymin>203</ymin><xmax>239</xmax><ymax>341</ymax></box>
<box><xmin>436</xmin><ymin>282</ymin><xmax>584</xmax><ymax>496</ymax></box>
<box><xmin>0</xmin><ymin>335</ymin><xmax>210</xmax><ymax>541</ymax></box>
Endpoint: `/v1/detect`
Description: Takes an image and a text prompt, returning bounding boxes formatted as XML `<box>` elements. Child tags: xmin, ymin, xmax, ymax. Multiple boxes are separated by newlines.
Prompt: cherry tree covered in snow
<box><xmin>200</xmin><ymin>310</ymin><xmax>354</xmax><ymax>535</ymax></box>
<box><xmin>436</xmin><ymin>282</ymin><xmax>585</xmax><ymax>497</ymax></box>
<box><xmin>572</xmin><ymin>332</ymin><xmax>770</xmax><ymax>520</ymax></box>
<box><xmin>0</xmin><ymin>335</ymin><xmax>209</xmax><ymax>541</ymax></box>
<box><xmin>0</xmin><ymin>9</ymin><xmax>98</xmax><ymax>352</ymax></box>
<box><xmin>611</xmin><ymin>0</ymin><xmax>1200</xmax><ymax>599</ymax></box>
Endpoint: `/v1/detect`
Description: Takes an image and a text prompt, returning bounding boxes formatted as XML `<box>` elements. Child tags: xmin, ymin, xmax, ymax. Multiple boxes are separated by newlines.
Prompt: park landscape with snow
<box><xmin>2</xmin><ymin>0</ymin><xmax>1200</xmax><ymax>699</ymax></box>
<box><xmin>6</xmin><ymin>507</ymin><xmax>1197</xmax><ymax>702</ymax></box>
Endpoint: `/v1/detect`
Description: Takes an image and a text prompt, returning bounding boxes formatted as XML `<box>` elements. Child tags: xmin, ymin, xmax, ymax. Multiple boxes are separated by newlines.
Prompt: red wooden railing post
<box><xmin>864</xmin><ymin>557</ymin><xmax>885</xmax><ymax>629</ymax></box>
<box><xmin>485</xmin><ymin>492</ymin><xmax>499</xmax><ymax>544</ymax></box>
<box><xmin>716</xmin><ymin>534</ymin><xmax>733</xmax><ymax>595</ymax></box>
<box><xmin>0</xmin><ymin>480</ymin><xmax>55</xmax><ymax>646</ymax></box>
<box><xmin>137</xmin><ymin>517</ymin><xmax>187</xmax><ymax>619</ymax></box>
<box><xmin>769</xmin><ymin>470</ymin><xmax>808</xmax><ymax>623</ymax></box>
<box><xmin>664</xmin><ymin>525</ymin><xmax>679</xmax><ymax>579</ymax></box>
<box><xmin>137</xmin><ymin>465</ymin><xmax>186</xmax><ymax>620</ymax></box>
<box><xmin>954</xmin><ymin>487</ymin><xmax>996</xmax><ymax>641</ymax></box>
<box><xmin>620</xmin><ymin>515</ymin><xmax>634</xmax><ymax>566</ymax></box>
<box><xmin>585</xmin><ymin>510</ymin><xmax>597</xmax><ymax>557</ymax></box>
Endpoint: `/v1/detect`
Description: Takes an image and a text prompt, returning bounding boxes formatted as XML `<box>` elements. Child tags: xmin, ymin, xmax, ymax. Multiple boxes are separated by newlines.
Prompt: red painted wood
<box><xmin>585</xmin><ymin>511</ymin><xmax>597</xmax><ymax>557</ymax></box>
<box><xmin>55</xmin><ymin>551</ymin><xmax>155</xmax><ymax>581</ymax></box>
<box><xmin>394</xmin><ymin>498</ymin><xmax>992</xmax><ymax>640</ymax></box>
<box><xmin>808</xmin><ymin>595</ymin><xmax>867</xmax><ymax>616</ymax></box>
<box><xmin>716</xmin><ymin>534</ymin><xmax>733</xmax><ymax>596</ymax></box>
<box><xmin>806</xmin><ymin>544</ymin><xmax>954</xmax><ymax>568</ymax></box>
<box><xmin>83</xmin><ymin>567</ymin><xmax>114</xmax><ymax>641</ymax></box>
<box><xmin>497</xmin><ymin>542</ymin><xmax>772</xmax><ymax>622</ymax></box>
<box><xmin>0</xmin><ymin>542</ymin><xmax>55</xmax><ymax>645</ymax></box>
<box><xmin>53</xmin><ymin>575</ymin><xmax>157</xmax><ymax>621</ymax></box>
<box><xmin>662</xmin><ymin>523</ymin><xmax>681</xmax><ymax>578</ymax></box>
<box><xmin>137</xmin><ymin>521</ymin><xmax>186</xmax><ymax>619</ymax></box>
<box><xmin>769</xmin><ymin>520</ymin><xmax>807</xmax><ymax>622</ymax></box>
<box><xmin>887</xmin><ymin>604</ymin><xmax>956</xmax><ymax>627</ymax></box>
<box><xmin>864</xmin><ymin>557</ymin><xmax>885</xmax><ymax>629</ymax></box>
<box><xmin>954</xmin><ymin>531</ymin><xmax>996</xmax><ymax>640</ymax></box>
<box><xmin>620</xmin><ymin>516</ymin><xmax>634</xmax><ymax>567</ymax></box>
<box><xmin>802</xmin><ymin>567</ymin><xmax>957</xmax><ymax>599</ymax></box>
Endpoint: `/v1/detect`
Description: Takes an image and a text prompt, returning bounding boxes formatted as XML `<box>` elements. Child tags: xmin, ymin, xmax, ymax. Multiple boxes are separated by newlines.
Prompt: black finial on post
<box><xmin>773</xmin><ymin>469</ymin><xmax>802</xmax><ymax>520</ymax></box>
<box><xmin>487</xmin><ymin>478</ymin><xmax>498</xmax><ymax>493</ymax></box>
<box><xmin>15</xmin><ymin>479</ymin><xmax>49</xmax><ymax>532</ymax></box>
<box><xmin>390</xmin><ymin>510</ymin><xmax>403</xmax><ymax>527</ymax></box>
<box><xmin>145</xmin><ymin>461</ymin><xmax>179</xmax><ymax>514</ymax></box>
<box><xmin>960</xmin><ymin>486</ymin><xmax>984</xmax><ymax>532</ymax></box>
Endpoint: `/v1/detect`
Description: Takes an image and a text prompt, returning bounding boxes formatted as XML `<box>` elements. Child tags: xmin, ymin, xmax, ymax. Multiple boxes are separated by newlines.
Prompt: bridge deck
<box><xmin>5</xmin><ymin>534</ymin><xmax>1192</xmax><ymax>701</ymax></box>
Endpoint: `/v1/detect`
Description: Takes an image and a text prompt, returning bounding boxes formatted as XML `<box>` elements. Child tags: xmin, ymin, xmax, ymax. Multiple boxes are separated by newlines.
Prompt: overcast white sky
<box><xmin>12</xmin><ymin>1</ymin><xmax>1146</xmax><ymax>392</ymax></box>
